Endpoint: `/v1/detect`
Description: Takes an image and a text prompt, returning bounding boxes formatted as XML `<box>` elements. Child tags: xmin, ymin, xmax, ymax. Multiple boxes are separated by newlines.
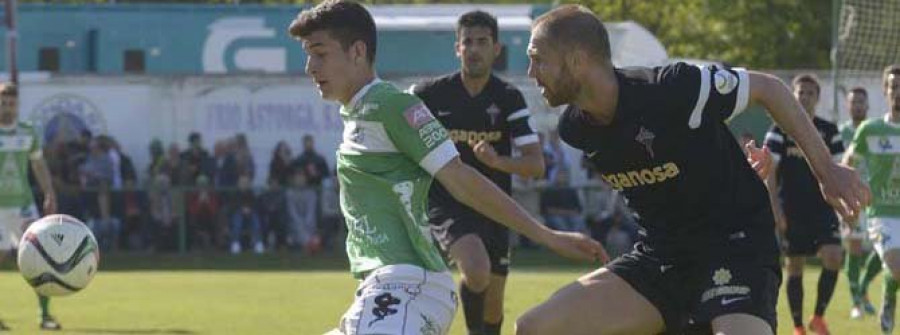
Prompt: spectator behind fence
<box><xmin>162</xmin><ymin>143</ymin><xmax>191</xmax><ymax>186</ymax></box>
<box><xmin>229</xmin><ymin>174</ymin><xmax>263</xmax><ymax>254</ymax></box>
<box><xmin>113</xmin><ymin>177</ymin><xmax>149</xmax><ymax>250</ymax></box>
<box><xmin>181</xmin><ymin>132</ymin><xmax>213</xmax><ymax>185</ymax></box>
<box><xmin>148</xmin><ymin>173</ymin><xmax>177</xmax><ymax>252</ymax></box>
<box><xmin>213</xmin><ymin>138</ymin><xmax>238</xmax><ymax>187</ymax></box>
<box><xmin>80</xmin><ymin>137</ymin><xmax>120</xmax><ymax>251</ymax></box>
<box><xmin>540</xmin><ymin>169</ymin><xmax>586</xmax><ymax>233</ymax></box>
<box><xmin>97</xmin><ymin>135</ymin><xmax>124</xmax><ymax>190</ymax></box>
<box><xmin>258</xmin><ymin>177</ymin><xmax>288</xmax><ymax>250</ymax></box>
<box><xmin>47</xmin><ymin>140</ymin><xmax>82</xmax><ymax>219</ymax></box>
<box><xmin>147</xmin><ymin>138</ymin><xmax>165</xmax><ymax>177</ymax></box>
<box><xmin>318</xmin><ymin>175</ymin><xmax>342</xmax><ymax>250</ymax></box>
<box><xmin>542</xmin><ymin>130</ymin><xmax>569</xmax><ymax>183</ymax></box>
<box><xmin>186</xmin><ymin>175</ymin><xmax>219</xmax><ymax>251</ymax></box>
<box><xmin>269</xmin><ymin>141</ymin><xmax>294</xmax><ymax>187</ymax></box>
<box><xmin>233</xmin><ymin>134</ymin><xmax>255</xmax><ymax>182</ymax></box>
<box><xmin>109</xmin><ymin>137</ymin><xmax>137</xmax><ymax>187</ymax></box>
<box><xmin>285</xmin><ymin>170</ymin><xmax>319</xmax><ymax>254</ymax></box>
<box><xmin>291</xmin><ymin>134</ymin><xmax>328</xmax><ymax>186</ymax></box>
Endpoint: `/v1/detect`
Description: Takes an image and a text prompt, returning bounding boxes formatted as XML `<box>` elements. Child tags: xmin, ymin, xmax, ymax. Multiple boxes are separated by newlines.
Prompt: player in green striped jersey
<box><xmin>288</xmin><ymin>2</ymin><xmax>605</xmax><ymax>334</ymax></box>
<box><xmin>0</xmin><ymin>83</ymin><xmax>61</xmax><ymax>330</ymax></box>
<box><xmin>845</xmin><ymin>64</ymin><xmax>900</xmax><ymax>333</ymax></box>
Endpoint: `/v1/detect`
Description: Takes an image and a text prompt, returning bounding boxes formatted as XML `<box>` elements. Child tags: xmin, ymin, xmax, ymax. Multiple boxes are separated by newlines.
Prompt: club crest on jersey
<box><xmin>487</xmin><ymin>104</ymin><xmax>501</xmax><ymax>125</ymax></box>
<box><xmin>713</xmin><ymin>69</ymin><xmax>739</xmax><ymax>95</ymax></box>
<box><xmin>404</xmin><ymin>103</ymin><xmax>434</xmax><ymax>128</ymax></box>
<box><xmin>635</xmin><ymin>126</ymin><xmax>656</xmax><ymax>158</ymax></box>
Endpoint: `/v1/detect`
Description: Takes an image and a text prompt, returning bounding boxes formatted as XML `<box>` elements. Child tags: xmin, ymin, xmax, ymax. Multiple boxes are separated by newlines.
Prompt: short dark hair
<box><xmin>458</xmin><ymin>10</ymin><xmax>498</xmax><ymax>43</ymax></box>
<box><xmin>884</xmin><ymin>64</ymin><xmax>900</xmax><ymax>89</ymax></box>
<box><xmin>533</xmin><ymin>5</ymin><xmax>611</xmax><ymax>62</ymax></box>
<box><xmin>188</xmin><ymin>132</ymin><xmax>201</xmax><ymax>143</ymax></box>
<box><xmin>848</xmin><ymin>86</ymin><xmax>868</xmax><ymax>99</ymax></box>
<box><xmin>288</xmin><ymin>0</ymin><xmax>377</xmax><ymax>64</ymax></box>
<box><xmin>791</xmin><ymin>73</ymin><xmax>821</xmax><ymax>94</ymax></box>
<box><xmin>0</xmin><ymin>83</ymin><xmax>17</xmax><ymax>97</ymax></box>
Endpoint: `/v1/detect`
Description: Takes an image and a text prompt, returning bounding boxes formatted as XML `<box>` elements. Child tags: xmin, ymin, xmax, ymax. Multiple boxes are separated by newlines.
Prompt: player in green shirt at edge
<box><xmin>0</xmin><ymin>82</ymin><xmax>62</xmax><ymax>331</ymax></box>
<box><xmin>845</xmin><ymin>64</ymin><xmax>900</xmax><ymax>334</ymax></box>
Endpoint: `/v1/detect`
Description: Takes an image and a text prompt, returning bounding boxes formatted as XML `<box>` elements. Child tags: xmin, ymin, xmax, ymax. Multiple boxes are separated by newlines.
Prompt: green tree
<box><xmin>576</xmin><ymin>0</ymin><xmax>832</xmax><ymax>69</ymax></box>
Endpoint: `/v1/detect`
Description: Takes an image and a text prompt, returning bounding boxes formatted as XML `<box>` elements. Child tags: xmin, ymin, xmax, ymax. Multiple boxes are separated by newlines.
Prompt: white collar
<box><xmin>346</xmin><ymin>78</ymin><xmax>382</xmax><ymax>109</ymax></box>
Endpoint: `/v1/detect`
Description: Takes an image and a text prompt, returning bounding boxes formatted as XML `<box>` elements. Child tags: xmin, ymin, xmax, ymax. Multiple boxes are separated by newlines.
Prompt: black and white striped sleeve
<box><xmin>505</xmin><ymin>89</ymin><xmax>539</xmax><ymax>147</ymax></box>
<box><xmin>825</xmin><ymin>123</ymin><xmax>845</xmax><ymax>161</ymax></box>
<box><xmin>764</xmin><ymin>126</ymin><xmax>786</xmax><ymax>162</ymax></box>
<box><xmin>663</xmin><ymin>62</ymin><xmax>751</xmax><ymax>129</ymax></box>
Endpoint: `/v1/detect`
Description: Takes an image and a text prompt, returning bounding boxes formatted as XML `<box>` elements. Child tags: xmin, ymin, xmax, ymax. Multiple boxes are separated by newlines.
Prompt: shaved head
<box><xmin>532</xmin><ymin>5</ymin><xmax>611</xmax><ymax>64</ymax></box>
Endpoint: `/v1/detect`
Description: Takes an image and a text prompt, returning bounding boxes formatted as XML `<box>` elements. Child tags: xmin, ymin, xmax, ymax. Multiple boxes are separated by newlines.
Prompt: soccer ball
<box><xmin>17</xmin><ymin>214</ymin><xmax>100</xmax><ymax>296</ymax></box>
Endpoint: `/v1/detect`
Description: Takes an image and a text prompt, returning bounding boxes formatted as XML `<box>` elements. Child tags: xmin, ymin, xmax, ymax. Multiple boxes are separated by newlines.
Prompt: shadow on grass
<box><xmin>0</xmin><ymin>248</ymin><xmax>598</xmax><ymax>273</ymax></box>
<box><xmin>65</xmin><ymin>328</ymin><xmax>195</xmax><ymax>334</ymax></box>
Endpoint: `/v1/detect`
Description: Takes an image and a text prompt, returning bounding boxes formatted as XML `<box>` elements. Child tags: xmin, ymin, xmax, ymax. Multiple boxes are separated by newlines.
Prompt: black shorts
<box><xmin>783</xmin><ymin>211</ymin><xmax>841</xmax><ymax>256</ymax></box>
<box><xmin>606</xmin><ymin>244</ymin><xmax>781</xmax><ymax>334</ymax></box>
<box><xmin>429</xmin><ymin>207</ymin><xmax>511</xmax><ymax>276</ymax></box>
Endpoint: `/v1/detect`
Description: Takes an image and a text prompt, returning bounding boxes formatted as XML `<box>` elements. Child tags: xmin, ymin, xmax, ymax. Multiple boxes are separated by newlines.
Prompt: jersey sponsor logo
<box><xmin>601</xmin><ymin>162</ymin><xmax>681</xmax><ymax>190</ymax></box>
<box><xmin>448</xmin><ymin>129</ymin><xmax>502</xmax><ymax>144</ymax></box>
<box><xmin>714</xmin><ymin>69</ymin><xmax>739</xmax><ymax>95</ymax></box>
<box><xmin>404</xmin><ymin>103</ymin><xmax>435</xmax><ymax>129</ymax></box>
<box><xmin>635</xmin><ymin>126</ymin><xmax>656</xmax><ymax>158</ymax></box>
<box><xmin>435</xmin><ymin>110</ymin><xmax>452</xmax><ymax>117</ymax></box>
<box><xmin>347</xmin><ymin>215</ymin><xmax>389</xmax><ymax>246</ymax></box>
<box><xmin>418</xmin><ymin>122</ymin><xmax>447</xmax><ymax>149</ymax></box>
<box><xmin>368</xmin><ymin>292</ymin><xmax>401</xmax><ymax>327</ymax></box>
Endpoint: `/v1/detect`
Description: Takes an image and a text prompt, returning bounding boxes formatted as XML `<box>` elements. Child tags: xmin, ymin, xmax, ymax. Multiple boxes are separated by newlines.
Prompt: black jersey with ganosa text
<box><xmin>559</xmin><ymin>62</ymin><xmax>777</xmax><ymax>257</ymax></box>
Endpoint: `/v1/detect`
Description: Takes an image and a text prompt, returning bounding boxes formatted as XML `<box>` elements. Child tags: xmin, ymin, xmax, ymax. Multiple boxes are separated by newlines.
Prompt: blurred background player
<box><xmin>287</xmin><ymin>2</ymin><xmax>603</xmax><ymax>334</ymax></box>
<box><xmin>845</xmin><ymin>64</ymin><xmax>900</xmax><ymax>334</ymax></box>
<box><xmin>840</xmin><ymin>86</ymin><xmax>881</xmax><ymax>319</ymax></box>
<box><xmin>0</xmin><ymin>83</ymin><xmax>62</xmax><ymax>330</ymax></box>
<box><xmin>411</xmin><ymin>10</ymin><xmax>544</xmax><ymax>335</ymax></box>
<box><xmin>764</xmin><ymin>74</ymin><xmax>845</xmax><ymax>335</ymax></box>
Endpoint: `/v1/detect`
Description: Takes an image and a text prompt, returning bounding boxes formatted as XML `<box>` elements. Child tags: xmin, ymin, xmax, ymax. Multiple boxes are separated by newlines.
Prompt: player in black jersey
<box><xmin>411</xmin><ymin>11</ymin><xmax>544</xmax><ymax>335</ymax></box>
<box><xmin>764</xmin><ymin>74</ymin><xmax>844</xmax><ymax>335</ymax></box>
<box><xmin>514</xmin><ymin>5</ymin><xmax>870</xmax><ymax>335</ymax></box>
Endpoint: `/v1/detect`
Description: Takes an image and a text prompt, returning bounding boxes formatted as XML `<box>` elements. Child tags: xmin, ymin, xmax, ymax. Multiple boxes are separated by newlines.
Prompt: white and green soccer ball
<box><xmin>17</xmin><ymin>214</ymin><xmax>100</xmax><ymax>296</ymax></box>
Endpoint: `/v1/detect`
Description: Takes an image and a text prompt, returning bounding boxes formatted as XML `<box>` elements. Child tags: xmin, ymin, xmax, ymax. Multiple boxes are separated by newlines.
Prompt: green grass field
<box><xmin>0</xmin><ymin>250</ymin><xmax>889</xmax><ymax>334</ymax></box>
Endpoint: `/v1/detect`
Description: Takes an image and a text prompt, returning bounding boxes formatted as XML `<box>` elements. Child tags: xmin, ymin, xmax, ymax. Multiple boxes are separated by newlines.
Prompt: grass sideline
<box><xmin>0</xmin><ymin>249</ymin><xmax>888</xmax><ymax>334</ymax></box>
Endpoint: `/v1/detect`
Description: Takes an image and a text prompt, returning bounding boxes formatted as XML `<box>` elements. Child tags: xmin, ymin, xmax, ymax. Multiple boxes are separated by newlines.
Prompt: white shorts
<box><xmin>0</xmin><ymin>204</ymin><xmax>39</xmax><ymax>251</ymax></box>
<box><xmin>868</xmin><ymin>217</ymin><xmax>900</xmax><ymax>259</ymax></box>
<box><xmin>338</xmin><ymin>265</ymin><xmax>457</xmax><ymax>335</ymax></box>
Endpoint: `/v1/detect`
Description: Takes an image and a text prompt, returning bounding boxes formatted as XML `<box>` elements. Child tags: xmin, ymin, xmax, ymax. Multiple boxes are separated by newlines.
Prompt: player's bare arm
<box><xmin>748</xmin><ymin>72</ymin><xmax>871</xmax><ymax>220</ymax></box>
<box><xmin>435</xmin><ymin>157</ymin><xmax>606</xmax><ymax>262</ymax></box>
<box><xmin>29</xmin><ymin>155</ymin><xmax>57</xmax><ymax>215</ymax></box>
<box><xmin>472</xmin><ymin>140</ymin><xmax>544</xmax><ymax>178</ymax></box>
